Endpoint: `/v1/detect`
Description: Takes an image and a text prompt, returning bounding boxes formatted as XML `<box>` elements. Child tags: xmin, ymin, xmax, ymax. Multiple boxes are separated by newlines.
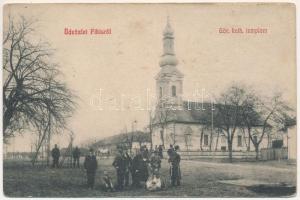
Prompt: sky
<box><xmin>3</xmin><ymin>3</ymin><xmax>296</xmax><ymax>152</ymax></box>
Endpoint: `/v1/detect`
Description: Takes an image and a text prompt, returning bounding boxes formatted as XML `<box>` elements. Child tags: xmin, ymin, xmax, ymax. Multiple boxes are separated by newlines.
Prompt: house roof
<box><xmin>93</xmin><ymin>131</ymin><xmax>150</xmax><ymax>148</ymax></box>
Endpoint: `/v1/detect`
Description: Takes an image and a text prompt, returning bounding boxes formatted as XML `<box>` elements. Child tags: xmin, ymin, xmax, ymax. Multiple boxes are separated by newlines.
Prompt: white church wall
<box><xmin>151</xmin><ymin>123</ymin><xmax>290</xmax><ymax>156</ymax></box>
<box><xmin>152</xmin><ymin>126</ymin><xmax>163</xmax><ymax>147</ymax></box>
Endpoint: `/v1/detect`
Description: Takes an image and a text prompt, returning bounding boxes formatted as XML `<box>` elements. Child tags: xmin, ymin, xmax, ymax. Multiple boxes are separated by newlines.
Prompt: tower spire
<box><xmin>155</xmin><ymin>17</ymin><xmax>184</xmax><ymax>108</ymax></box>
<box><xmin>160</xmin><ymin>17</ymin><xmax>178</xmax><ymax>67</ymax></box>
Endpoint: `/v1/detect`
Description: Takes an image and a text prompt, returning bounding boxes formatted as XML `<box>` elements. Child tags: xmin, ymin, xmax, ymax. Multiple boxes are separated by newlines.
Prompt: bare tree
<box><xmin>154</xmin><ymin>102</ymin><xmax>173</xmax><ymax>148</ymax></box>
<box><xmin>199</xmin><ymin>127</ymin><xmax>204</xmax><ymax>151</ymax></box>
<box><xmin>214</xmin><ymin>85</ymin><xmax>247</xmax><ymax>162</ymax></box>
<box><xmin>241</xmin><ymin>92</ymin><xmax>294</xmax><ymax>160</ymax></box>
<box><xmin>240</xmin><ymin>127</ymin><xmax>251</xmax><ymax>151</ymax></box>
<box><xmin>3</xmin><ymin>16</ymin><xmax>76</xmax><ymax>143</ymax></box>
<box><xmin>148</xmin><ymin>110</ymin><xmax>155</xmax><ymax>150</ymax></box>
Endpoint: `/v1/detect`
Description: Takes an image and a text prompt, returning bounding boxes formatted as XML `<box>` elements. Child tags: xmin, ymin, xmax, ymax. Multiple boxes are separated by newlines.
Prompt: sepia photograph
<box><xmin>2</xmin><ymin>3</ymin><xmax>297</xmax><ymax>197</ymax></box>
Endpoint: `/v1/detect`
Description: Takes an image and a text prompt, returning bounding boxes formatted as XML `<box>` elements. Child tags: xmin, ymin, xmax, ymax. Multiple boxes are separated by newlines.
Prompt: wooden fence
<box><xmin>260</xmin><ymin>148</ymin><xmax>288</xmax><ymax>161</ymax></box>
<box><xmin>164</xmin><ymin>150</ymin><xmax>258</xmax><ymax>160</ymax></box>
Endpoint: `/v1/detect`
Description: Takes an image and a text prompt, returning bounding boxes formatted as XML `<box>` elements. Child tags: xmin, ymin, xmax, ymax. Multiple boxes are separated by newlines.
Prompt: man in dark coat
<box><xmin>51</xmin><ymin>144</ymin><xmax>60</xmax><ymax>168</ymax></box>
<box><xmin>72</xmin><ymin>146</ymin><xmax>81</xmax><ymax>168</ymax></box>
<box><xmin>169</xmin><ymin>145</ymin><xmax>181</xmax><ymax>186</ymax></box>
<box><xmin>167</xmin><ymin>144</ymin><xmax>174</xmax><ymax>157</ymax></box>
<box><xmin>131</xmin><ymin>148</ymin><xmax>149</xmax><ymax>187</ymax></box>
<box><xmin>84</xmin><ymin>148</ymin><xmax>98</xmax><ymax>189</ymax></box>
<box><xmin>123</xmin><ymin>150</ymin><xmax>132</xmax><ymax>187</ymax></box>
<box><xmin>112</xmin><ymin>147</ymin><xmax>126</xmax><ymax>190</ymax></box>
<box><xmin>158</xmin><ymin>145</ymin><xmax>163</xmax><ymax>158</ymax></box>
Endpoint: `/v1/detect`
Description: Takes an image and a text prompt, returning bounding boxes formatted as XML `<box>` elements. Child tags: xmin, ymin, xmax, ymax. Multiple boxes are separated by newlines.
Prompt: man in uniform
<box><xmin>84</xmin><ymin>148</ymin><xmax>98</xmax><ymax>189</ymax></box>
<box><xmin>51</xmin><ymin>144</ymin><xmax>60</xmax><ymax>168</ymax></box>
<box><xmin>112</xmin><ymin>146</ymin><xmax>125</xmax><ymax>190</ymax></box>
<box><xmin>72</xmin><ymin>146</ymin><xmax>81</xmax><ymax>168</ymax></box>
<box><xmin>169</xmin><ymin>145</ymin><xmax>181</xmax><ymax>186</ymax></box>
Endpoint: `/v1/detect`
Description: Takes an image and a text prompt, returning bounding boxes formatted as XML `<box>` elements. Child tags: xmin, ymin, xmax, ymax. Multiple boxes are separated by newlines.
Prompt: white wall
<box><xmin>152</xmin><ymin>123</ymin><xmax>290</xmax><ymax>153</ymax></box>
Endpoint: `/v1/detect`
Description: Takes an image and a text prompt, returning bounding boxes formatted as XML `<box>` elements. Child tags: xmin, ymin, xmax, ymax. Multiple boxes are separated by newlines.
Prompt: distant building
<box><xmin>93</xmin><ymin>131</ymin><xmax>151</xmax><ymax>155</ymax></box>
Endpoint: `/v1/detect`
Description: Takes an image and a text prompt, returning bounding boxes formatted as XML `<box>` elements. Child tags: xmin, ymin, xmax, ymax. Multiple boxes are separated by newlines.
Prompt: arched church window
<box><xmin>172</xmin><ymin>85</ymin><xmax>176</xmax><ymax>97</ymax></box>
<box><xmin>159</xmin><ymin>87</ymin><xmax>163</xmax><ymax>98</ymax></box>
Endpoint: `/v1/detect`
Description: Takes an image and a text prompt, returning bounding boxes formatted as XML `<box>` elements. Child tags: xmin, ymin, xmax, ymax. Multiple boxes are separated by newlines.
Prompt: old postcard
<box><xmin>2</xmin><ymin>3</ymin><xmax>297</xmax><ymax>198</ymax></box>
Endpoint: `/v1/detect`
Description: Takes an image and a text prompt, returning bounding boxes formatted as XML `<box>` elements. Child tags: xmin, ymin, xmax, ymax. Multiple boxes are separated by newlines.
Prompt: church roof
<box><xmin>170</xmin><ymin>101</ymin><xmax>216</xmax><ymax>124</ymax></box>
<box><xmin>154</xmin><ymin>101</ymin><xmax>266</xmax><ymax>127</ymax></box>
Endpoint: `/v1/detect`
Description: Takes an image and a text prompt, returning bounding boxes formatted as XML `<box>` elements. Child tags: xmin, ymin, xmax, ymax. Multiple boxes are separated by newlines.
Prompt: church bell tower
<box><xmin>155</xmin><ymin>17</ymin><xmax>184</xmax><ymax>109</ymax></box>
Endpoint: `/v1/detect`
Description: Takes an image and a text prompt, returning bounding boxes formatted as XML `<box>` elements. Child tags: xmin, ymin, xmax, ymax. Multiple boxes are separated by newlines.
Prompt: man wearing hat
<box><xmin>84</xmin><ymin>148</ymin><xmax>98</xmax><ymax>189</ymax></box>
<box><xmin>131</xmin><ymin>147</ymin><xmax>149</xmax><ymax>188</ymax></box>
<box><xmin>169</xmin><ymin>145</ymin><xmax>181</xmax><ymax>186</ymax></box>
<box><xmin>123</xmin><ymin>149</ymin><xmax>132</xmax><ymax>187</ymax></box>
<box><xmin>51</xmin><ymin>144</ymin><xmax>60</xmax><ymax>168</ymax></box>
<box><xmin>112</xmin><ymin>146</ymin><xmax>126</xmax><ymax>190</ymax></box>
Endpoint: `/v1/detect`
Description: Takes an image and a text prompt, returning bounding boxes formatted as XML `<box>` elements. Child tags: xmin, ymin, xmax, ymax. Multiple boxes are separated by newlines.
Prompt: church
<box><xmin>151</xmin><ymin>19</ymin><xmax>295</xmax><ymax>157</ymax></box>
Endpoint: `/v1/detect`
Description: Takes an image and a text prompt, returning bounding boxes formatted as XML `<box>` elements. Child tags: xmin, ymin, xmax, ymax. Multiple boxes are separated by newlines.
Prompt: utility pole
<box><xmin>287</xmin><ymin>130</ymin><xmax>289</xmax><ymax>160</ymax></box>
<box><xmin>46</xmin><ymin>82</ymin><xmax>52</xmax><ymax>167</ymax></box>
<box><xmin>70</xmin><ymin>132</ymin><xmax>74</xmax><ymax>168</ymax></box>
<box><xmin>46</xmin><ymin>112</ymin><xmax>51</xmax><ymax>166</ymax></box>
<box><xmin>131</xmin><ymin>120</ymin><xmax>137</xmax><ymax>153</ymax></box>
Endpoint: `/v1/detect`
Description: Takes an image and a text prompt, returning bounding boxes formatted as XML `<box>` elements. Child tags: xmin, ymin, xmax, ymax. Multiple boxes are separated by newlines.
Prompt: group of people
<box><xmin>110</xmin><ymin>144</ymin><xmax>181</xmax><ymax>191</ymax></box>
<box><xmin>51</xmin><ymin>144</ymin><xmax>81</xmax><ymax>168</ymax></box>
<box><xmin>51</xmin><ymin>143</ymin><xmax>181</xmax><ymax>191</ymax></box>
<box><xmin>112</xmin><ymin>145</ymin><xmax>157</xmax><ymax>190</ymax></box>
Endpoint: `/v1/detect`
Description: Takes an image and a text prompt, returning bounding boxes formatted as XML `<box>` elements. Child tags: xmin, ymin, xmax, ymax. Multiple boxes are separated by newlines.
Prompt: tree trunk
<box><xmin>228</xmin><ymin>141</ymin><xmax>233</xmax><ymax>162</ymax></box>
<box><xmin>3</xmin><ymin>83</ymin><xmax>22</xmax><ymax>138</ymax></box>
<box><xmin>3</xmin><ymin>106</ymin><xmax>15</xmax><ymax>136</ymax></box>
<box><xmin>172</xmin><ymin>123</ymin><xmax>176</xmax><ymax>145</ymax></box>
<box><xmin>32</xmin><ymin>132</ymin><xmax>47</xmax><ymax>166</ymax></box>
<box><xmin>150</xmin><ymin>131</ymin><xmax>153</xmax><ymax>150</ymax></box>
<box><xmin>200</xmin><ymin>129</ymin><xmax>203</xmax><ymax>151</ymax></box>
<box><xmin>241</xmin><ymin>128</ymin><xmax>251</xmax><ymax>152</ymax></box>
<box><xmin>32</xmin><ymin>119</ymin><xmax>51</xmax><ymax>166</ymax></box>
<box><xmin>267</xmin><ymin>133</ymin><xmax>271</xmax><ymax>148</ymax></box>
<box><xmin>247</xmin><ymin>135</ymin><xmax>251</xmax><ymax>151</ymax></box>
<box><xmin>209</xmin><ymin>130</ymin><xmax>213</xmax><ymax>151</ymax></box>
<box><xmin>160</xmin><ymin>128</ymin><xmax>165</xmax><ymax>148</ymax></box>
<box><xmin>215</xmin><ymin>131</ymin><xmax>220</xmax><ymax>151</ymax></box>
<box><xmin>46</xmin><ymin>114</ymin><xmax>51</xmax><ymax>166</ymax></box>
<box><xmin>255</xmin><ymin>144</ymin><xmax>259</xmax><ymax>161</ymax></box>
